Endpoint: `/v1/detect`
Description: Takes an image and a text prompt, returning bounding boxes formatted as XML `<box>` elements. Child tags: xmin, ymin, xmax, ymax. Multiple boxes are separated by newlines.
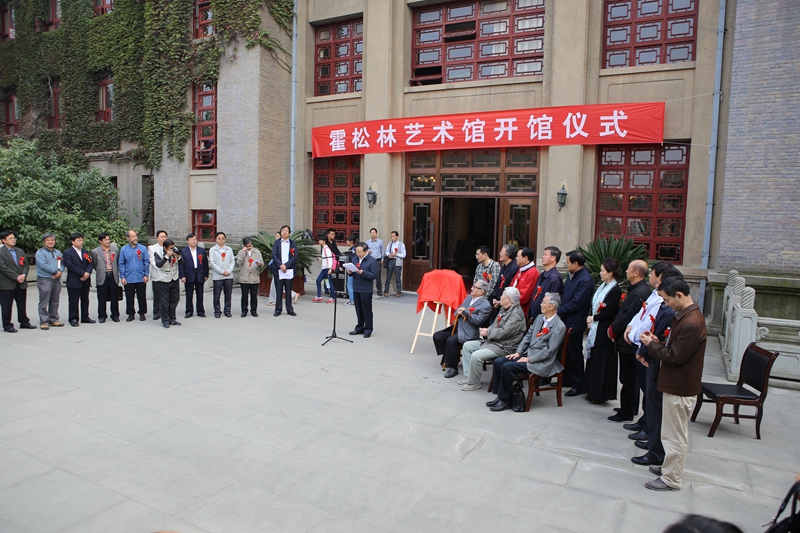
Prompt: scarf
<box><xmin>584</xmin><ymin>281</ymin><xmax>617</xmax><ymax>359</ymax></box>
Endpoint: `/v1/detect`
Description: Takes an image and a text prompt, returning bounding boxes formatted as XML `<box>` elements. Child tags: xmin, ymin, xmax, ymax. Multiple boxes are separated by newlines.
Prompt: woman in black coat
<box><xmin>584</xmin><ymin>258</ymin><xmax>623</xmax><ymax>404</ymax></box>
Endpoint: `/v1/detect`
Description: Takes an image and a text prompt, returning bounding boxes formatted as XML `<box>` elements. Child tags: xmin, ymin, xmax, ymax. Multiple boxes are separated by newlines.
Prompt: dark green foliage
<box><xmin>576</xmin><ymin>236</ymin><xmax>648</xmax><ymax>288</ymax></box>
<box><xmin>251</xmin><ymin>229</ymin><xmax>315</xmax><ymax>277</ymax></box>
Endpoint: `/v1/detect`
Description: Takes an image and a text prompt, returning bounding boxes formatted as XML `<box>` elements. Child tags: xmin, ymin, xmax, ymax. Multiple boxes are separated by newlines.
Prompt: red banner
<box><xmin>311</xmin><ymin>102</ymin><xmax>665</xmax><ymax>158</ymax></box>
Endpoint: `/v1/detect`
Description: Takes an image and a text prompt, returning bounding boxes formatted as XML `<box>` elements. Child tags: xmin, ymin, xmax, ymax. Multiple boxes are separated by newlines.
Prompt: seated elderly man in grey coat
<box><xmin>433</xmin><ymin>279</ymin><xmax>492</xmax><ymax>379</ymax></box>
<box><xmin>487</xmin><ymin>293</ymin><xmax>568</xmax><ymax>412</ymax></box>
<box><xmin>458</xmin><ymin>286</ymin><xmax>527</xmax><ymax>391</ymax></box>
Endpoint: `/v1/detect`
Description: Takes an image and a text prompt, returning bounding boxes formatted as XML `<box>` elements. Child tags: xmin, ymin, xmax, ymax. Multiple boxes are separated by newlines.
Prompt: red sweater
<box><xmin>511</xmin><ymin>263</ymin><xmax>540</xmax><ymax>316</ymax></box>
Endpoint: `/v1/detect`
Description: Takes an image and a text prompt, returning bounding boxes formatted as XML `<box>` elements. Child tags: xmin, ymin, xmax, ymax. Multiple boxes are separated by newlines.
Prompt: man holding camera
<box><xmin>152</xmin><ymin>239</ymin><xmax>182</xmax><ymax>328</ymax></box>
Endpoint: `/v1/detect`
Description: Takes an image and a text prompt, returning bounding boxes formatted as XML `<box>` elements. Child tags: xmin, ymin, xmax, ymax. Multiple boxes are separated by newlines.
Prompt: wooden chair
<box><xmin>519</xmin><ymin>327</ymin><xmax>572</xmax><ymax>411</ymax></box>
<box><xmin>690</xmin><ymin>342</ymin><xmax>779</xmax><ymax>439</ymax></box>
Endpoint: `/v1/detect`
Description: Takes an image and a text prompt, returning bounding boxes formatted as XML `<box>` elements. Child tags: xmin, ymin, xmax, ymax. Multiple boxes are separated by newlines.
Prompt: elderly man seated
<box><xmin>486</xmin><ymin>293</ymin><xmax>567</xmax><ymax>412</ymax></box>
<box><xmin>458</xmin><ymin>286</ymin><xmax>527</xmax><ymax>391</ymax></box>
<box><xmin>433</xmin><ymin>279</ymin><xmax>492</xmax><ymax>379</ymax></box>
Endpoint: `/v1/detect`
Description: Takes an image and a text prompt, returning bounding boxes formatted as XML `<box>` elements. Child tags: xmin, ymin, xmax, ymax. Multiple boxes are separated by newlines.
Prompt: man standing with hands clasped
<box><xmin>271</xmin><ymin>225</ymin><xmax>298</xmax><ymax>317</ymax></box>
<box><xmin>236</xmin><ymin>236</ymin><xmax>263</xmax><ymax>317</ymax></box>
<box><xmin>119</xmin><ymin>229</ymin><xmax>149</xmax><ymax>321</ymax></box>
<box><xmin>209</xmin><ymin>232</ymin><xmax>234</xmax><ymax>318</ymax></box>
<box><xmin>638</xmin><ymin>276</ymin><xmax>706</xmax><ymax>492</ymax></box>
<box><xmin>0</xmin><ymin>231</ymin><xmax>36</xmax><ymax>332</ymax></box>
<box><xmin>179</xmin><ymin>233</ymin><xmax>208</xmax><ymax>318</ymax></box>
<box><xmin>34</xmin><ymin>232</ymin><xmax>65</xmax><ymax>330</ymax></box>
<box><xmin>63</xmin><ymin>233</ymin><xmax>95</xmax><ymax>327</ymax></box>
<box><xmin>91</xmin><ymin>233</ymin><xmax>120</xmax><ymax>323</ymax></box>
<box><xmin>349</xmin><ymin>242</ymin><xmax>378</xmax><ymax>337</ymax></box>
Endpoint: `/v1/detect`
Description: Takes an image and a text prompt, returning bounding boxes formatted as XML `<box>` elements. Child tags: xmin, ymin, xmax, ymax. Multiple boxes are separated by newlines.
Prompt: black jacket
<box><xmin>611</xmin><ymin>279</ymin><xmax>651</xmax><ymax>354</ymax></box>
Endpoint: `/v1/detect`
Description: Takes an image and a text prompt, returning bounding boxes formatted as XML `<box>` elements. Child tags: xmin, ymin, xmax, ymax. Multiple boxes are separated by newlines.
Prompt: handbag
<box><xmin>117</xmin><ymin>285</ymin><xmax>124</xmax><ymax>301</ymax></box>
<box><xmin>764</xmin><ymin>480</ymin><xmax>800</xmax><ymax>533</ymax></box>
<box><xmin>511</xmin><ymin>380</ymin><xmax>526</xmax><ymax>412</ymax></box>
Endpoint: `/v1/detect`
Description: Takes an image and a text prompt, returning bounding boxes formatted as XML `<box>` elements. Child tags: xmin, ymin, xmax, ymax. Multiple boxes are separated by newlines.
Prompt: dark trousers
<box><xmin>618</xmin><ymin>348</ymin><xmax>640</xmax><ymax>419</ymax></box>
<box><xmin>96</xmin><ymin>275</ymin><xmax>119</xmax><ymax>320</ymax></box>
<box><xmin>374</xmin><ymin>261</ymin><xmax>383</xmax><ymax>294</ymax></box>
<box><xmin>636</xmin><ymin>357</ymin><xmax>649</xmax><ymax>431</ymax></box>
<box><xmin>491</xmin><ymin>357</ymin><xmax>529</xmax><ymax>401</ymax></box>
<box><xmin>384</xmin><ymin>260</ymin><xmax>402</xmax><ymax>294</ymax></box>
<box><xmin>184</xmin><ymin>280</ymin><xmax>205</xmax><ymax>315</ymax></box>
<box><xmin>353</xmin><ymin>291</ymin><xmax>373</xmax><ymax>333</ymax></box>
<box><xmin>562</xmin><ymin>331</ymin><xmax>585</xmax><ymax>390</ymax></box>
<box><xmin>432</xmin><ymin>327</ymin><xmax>462</xmax><ymax>369</ymax></box>
<box><xmin>152</xmin><ymin>281</ymin><xmax>162</xmax><ymax>318</ymax></box>
<box><xmin>213</xmin><ymin>279</ymin><xmax>233</xmax><ymax>315</ymax></box>
<box><xmin>155</xmin><ymin>280</ymin><xmax>180</xmax><ymax>323</ymax></box>
<box><xmin>124</xmin><ymin>282</ymin><xmax>147</xmax><ymax>315</ymax></box>
<box><xmin>645</xmin><ymin>359</ymin><xmax>665</xmax><ymax>461</ymax></box>
<box><xmin>241</xmin><ymin>283</ymin><xmax>259</xmax><ymax>314</ymax></box>
<box><xmin>274</xmin><ymin>277</ymin><xmax>294</xmax><ymax>313</ymax></box>
<box><xmin>1</xmin><ymin>286</ymin><xmax>30</xmax><ymax>330</ymax></box>
<box><xmin>68</xmin><ymin>284</ymin><xmax>91</xmax><ymax>322</ymax></box>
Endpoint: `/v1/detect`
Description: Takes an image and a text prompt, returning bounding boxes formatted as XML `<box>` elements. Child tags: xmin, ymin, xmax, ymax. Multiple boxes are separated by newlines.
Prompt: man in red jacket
<box><xmin>510</xmin><ymin>247</ymin><xmax>539</xmax><ymax>316</ymax></box>
<box><xmin>639</xmin><ymin>276</ymin><xmax>706</xmax><ymax>492</ymax></box>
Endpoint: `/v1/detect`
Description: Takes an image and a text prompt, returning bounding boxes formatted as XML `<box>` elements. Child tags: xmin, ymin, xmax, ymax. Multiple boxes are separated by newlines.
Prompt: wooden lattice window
<box><xmin>42</xmin><ymin>0</ymin><xmax>60</xmax><ymax>31</ymax></box>
<box><xmin>314</xmin><ymin>18</ymin><xmax>363</xmax><ymax>96</ymax></box>
<box><xmin>411</xmin><ymin>0</ymin><xmax>545</xmax><ymax>86</ymax></box>
<box><xmin>193</xmin><ymin>82</ymin><xmax>216</xmax><ymax>169</ymax></box>
<box><xmin>1</xmin><ymin>94</ymin><xmax>17</xmax><ymax>134</ymax></box>
<box><xmin>94</xmin><ymin>0</ymin><xmax>113</xmax><ymax>16</ymax></box>
<box><xmin>596</xmin><ymin>144</ymin><xmax>689</xmax><ymax>263</ymax></box>
<box><xmin>192</xmin><ymin>210</ymin><xmax>217</xmax><ymax>242</ymax></box>
<box><xmin>96</xmin><ymin>78</ymin><xmax>113</xmax><ymax>122</ymax></box>
<box><xmin>48</xmin><ymin>80</ymin><xmax>62</xmax><ymax>129</ymax></box>
<box><xmin>313</xmin><ymin>155</ymin><xmax>361</xmax><ymax>241</ymax></box>
<box><xmin>194</xmin><ymin>0</ymin><xmax>214</xmax><ymax>38</ymax></box>
<box><xmin>602</xmin><ymin>0</ymin><xmax>698</xmax><ymax>69</ymax></box>
<box><xmin>1</xmin><ymin>3</ymin><xmax>14</xmax><ymax>41</ymax></box>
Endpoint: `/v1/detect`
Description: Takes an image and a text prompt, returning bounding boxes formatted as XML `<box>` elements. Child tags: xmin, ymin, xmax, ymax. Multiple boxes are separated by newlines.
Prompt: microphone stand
<box><xmin>322</xmin><ymin>265</ymin><xmax>352</xmax><ymax>346</ymax></box>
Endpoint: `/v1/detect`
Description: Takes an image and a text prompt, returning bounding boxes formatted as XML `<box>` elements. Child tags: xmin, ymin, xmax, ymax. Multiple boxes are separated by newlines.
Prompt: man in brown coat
<box><xmin>639</xmin><ymin>276</ymin><xmax>706</xmax><ymax>491</ymax></box>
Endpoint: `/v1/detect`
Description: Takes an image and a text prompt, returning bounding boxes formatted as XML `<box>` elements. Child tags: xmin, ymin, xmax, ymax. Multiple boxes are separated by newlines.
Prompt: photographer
<box><xmin>152</xmin><ymin>239</ymin><xmax>182</xmax><ymax>328</ymax></box>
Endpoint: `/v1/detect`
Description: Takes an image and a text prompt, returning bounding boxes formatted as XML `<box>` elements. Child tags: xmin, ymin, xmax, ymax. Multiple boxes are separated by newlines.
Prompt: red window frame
<box><xmin>313</xmin><ymin>155</ymin><xmax>361</xmax><ymax>241</ymax></box>
<box><xmin>411</xmin><ymin>0</ymin><xmax>545</xmax><ymax>86</ymax></box>
<box><xmin>96</xmin><ymin>78</ymin><xmax>113</xmax><ymax>122</ymax></box>
<box><xmin>0</xmin><ymin>3</ymin><xmax>14</xmax><ymax>41</ymax></box>
<box><xmin>43</xmin><ymin>0</ymin><xmax>60</xmax><ymax>31</ymax></box>
<box><xmin>48</xmin><ymin>81</ymin><xmax>62</xmax><ymax>129</ymax></box>
<box><xmin>595</xmin><ymin>144</ymin><xmax>690</xmax><ymax>264</ymax></box>
<box><xmin>193</xmin><ymin>82</ymin><xmax>216</xmax><ymax>169</ymax></box>
<box><xmin>192</xmin><ymin>210</ymin><xmax>217</xmax><ymax>242</ymax></box>
<box><xmin>602</xmin><ymin>0</ymin><xmax>698</xmax><ymax>69</ymax></box>
<box><xmin>194</xmin><ymin>0</ymin><xmax>214</xmax><ymax>38</ymax></box>
<box><xmin>1</xmin><ymin>94</ymin><xmax>18</xmax><ymax>135</ymax></box>
<box><xmin>94</xmin><ymin>0</ymin><xmax>113</xmax><ymax>16</ymax></box>
<box><xmin>314</xmin><ymin>18</ymin><xmax>363</xmax><ymax>97</ymax></box>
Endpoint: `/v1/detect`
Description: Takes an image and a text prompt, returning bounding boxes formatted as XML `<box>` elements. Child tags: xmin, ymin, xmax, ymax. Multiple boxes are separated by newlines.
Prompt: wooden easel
<box><xmin>410</xmin><ymin>301</ymin><xmax>452</xmax><ymax>354</ymax></box>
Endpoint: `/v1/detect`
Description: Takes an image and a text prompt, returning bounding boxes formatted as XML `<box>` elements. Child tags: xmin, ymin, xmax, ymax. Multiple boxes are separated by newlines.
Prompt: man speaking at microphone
<box><xmin>349</xmin><ymin>242</ymin><xmax>378</xmax><ymax>338</ymax></box>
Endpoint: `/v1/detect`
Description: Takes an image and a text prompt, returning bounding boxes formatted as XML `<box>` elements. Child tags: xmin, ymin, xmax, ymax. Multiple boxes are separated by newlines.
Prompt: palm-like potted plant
<box><xmin>576</xmin><ymin>236</ymin><xmax>648</xmax><ymax>289</ymax></box>
<box><xmin>251</xmin><ymin>229</ymin><xmax>316</xmax><ymax>296</ymax></box>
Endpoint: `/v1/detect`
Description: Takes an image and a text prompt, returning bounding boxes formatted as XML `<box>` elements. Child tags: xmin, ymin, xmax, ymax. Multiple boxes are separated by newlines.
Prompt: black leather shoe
<box><xmin>363</xmin><ymin>332</ymin><xmax>371</xmax><ymax>338</ymax></box>
<box><xmin>287</xmin><ymin>311</ymin><xmax>297</xmax><ymax>316</ymax></box>
<box><xmin>241</xmin><ymin>313</ymin><xmax>247</xmax><ymax>318</ymax></box>
<box><xmin>273</xmin><ymin>312</ymin><xmax>281</xmax><ymax>317</ymax></box>
<box><xmin>153</xmin><ymin>315</ymin><xmax>160</xmax><ymax>321</ymax></box>
<box><xmin>19</xmin><ymin>323</ymin><xmax>37</xmax><ymax>330</ymax></box>
<box><xmin>635</xmin><ymin>440</ymin><xmax>649</xmax><ymax>450</ymax></box>
<box><xmin>185</xmin><ymin>312</ymin><xmax>193</xmax><ymax>319</ymax></box>
<box><xmin>631</xmin><ymin>453</ymin><xmax>663</xmax><ymax>466</ymax></box>
<box><xmin>126</xmin><ymin>315</ymin><xmax>135</xmax><ymax>322</ymax></box>
<box><xmin>251</xmin><ymin>312</ymin><xmax>258</xmax><ymax>317</ymax></box>
<box><xmin>444</xmin><ymin>368</ymin><xmax>458</xmax><ymax>378</ymax></box>
<box><xmin>537</xmin><ymin>378</ymin><xmax>553</xmax><ymax>387</ymax></box>
<box><xmin>486</xmin><ymin>397</ymin><xmax>500</xmax><ymax>407</ymax></box>
<box><xmin>349</xmin><ymin>330</ymin><xmax>363</xmax><ymax>335</ymax></box>
<box><xmin>169</xmin><ymin>321</ymin><xmax>181</xmax><ymax>326</ymax></box>
<box><xmin>224</xmin><ymin>313</ymin><xmax>232</xmax><ymax>318</ymax></box>
<box><xmin>162</xmin><ymin>322</ymin><xmax>170</xmax><ymax>328</ymax></box>
<box><xmin>81</xmin><ymin>318</ymin><xmax>96</xmax><ymax>324</ymax></box>
<box><xmin>614</xmin><ymin>407</ymin><xmax>622</xmax><ymax>413</ymax></box>
<box><xmin>608</xmin><ymin>413</ymin><xmax>633</xmax><ymax>423</ymax></box>
<box><xmin>98</xmin><ymin>318</ymin><xmax>106</xmax><ymax>323</ymax></box>
<box><xmin>490</xmin><ymin>400</ymin><xmax>512</xmax><ymax>412</ymax></box>
<box><xmin>69</xmin><ymin>320</ymin><xmax>79</xmax><ymax>327</ymax></box>
<box><xmin>623</xmin><ymin>422</ymin><xmax>643</xmax><ymax>431</ymax></box>
<box><xmin>215</xmin><ymin>314</ymin><xmax>221</xmax><ymax>318</ymax></box>
<box><xmin>628</xmin><ymin>430</ymin><xmax>648</xmax><ymax>441</ymax></box>
<box><xmin>197</xmin><ymin>313</ymin><xmax>206</xmax><ymax>317</ymax></box>
<box><xmin>4</xmin><ymin>328</ymin><xmax>18</xmax><ymax>333</ymax></box>
<box><xmin>565</xmin><ymin>387</ymin><xmax>584</xmax><ymax>397</ymax></box>
<box><xmin>139</xmin><ymin>314</ymin><xmax>146</xmax><ymax>321</ymax></box>
<box><xmin>111</xmin><ymin>317</ymin><xmax>120</xmax><ymax>322</ymax></box>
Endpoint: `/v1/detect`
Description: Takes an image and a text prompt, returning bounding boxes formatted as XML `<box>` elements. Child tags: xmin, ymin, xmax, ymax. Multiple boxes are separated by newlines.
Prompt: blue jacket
<box><xmin>118</xmin><ymin>243</ymin><xmax>150</xmax><ymax>283</ymax></box>
<box><xmin>557</xmin><ymin>266</ymin><xmax>594</xmax><ymax>333</ymax></box>
<box><xmin>35</xmin><ymin>247</ymin><xmax>65</xmax><ymax>278</ymax></box>
<box><xmin>528</xmin><ymin>266</ymin><xmax>565</xmax><ymax>321</ymax></box>
<box><xmin>178</xmin><ymin>246</ymin><xmax>209</xmax><ymax>283</ymax></box>
<box><xmin>271</xmin><ymin>239</ymin><xmax>298</xmax><ymax>274</ymax></box>
<box><xmin>352</xmin><ymin>254</ymin><xmax>378</xmax><ymax>293</ymax></box>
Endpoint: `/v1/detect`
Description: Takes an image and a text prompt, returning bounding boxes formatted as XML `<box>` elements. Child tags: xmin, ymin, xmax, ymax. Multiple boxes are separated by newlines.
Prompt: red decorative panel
<box><xmin>314</xmin><ymin>18</ymin><xmax>363</xmax><ymax>96</ymax></box>
<box><xmin>313</xmin><ymin>155</ymin><xmax>361</xmax><ymax>241</ymax></box>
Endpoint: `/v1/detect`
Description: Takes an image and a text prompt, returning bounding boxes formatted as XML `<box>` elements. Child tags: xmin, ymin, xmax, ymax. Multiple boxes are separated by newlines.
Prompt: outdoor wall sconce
<box><xmin>366</xmin><ymin>186</ymin><xmax>377</xmax><ymax>208</ymax></box>
<box><xmin>557</xmin><ymin>184</ymin><xmax>568</xmax><ymax>212</ymax></box>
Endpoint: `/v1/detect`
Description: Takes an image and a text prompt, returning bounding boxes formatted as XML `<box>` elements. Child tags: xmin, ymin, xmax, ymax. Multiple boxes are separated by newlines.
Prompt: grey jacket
<box><xmin>480</xmin><ymin>302</ymin><xmax>527</xmax><ymax>356</ymax></box>
<box><xmin>0</xmin><ymin>246</ymin><xmax>29</xmax><ymax>291</ymax></box>
<box><xmin>454</xmin><ymin>295</ymin><xmax>492</xmax><ymax>344</ymax></box>
<box><xmin>518</xmin><ymin>313</ymin><xmax>567</xmax><ymax>378</ymax></box>
<box><xmin>35</xmin><ymin>247</ymin><xmax>65</xmax><ymax>279</ymax></box>
<box><xmin>236</xmin><ymin>247</ymin><xmax>264</xmax><ymax>285</ymax></box>
<box><xmin>92</xmin><ymin>244</ymin><xmax>119</xmax><ymax>285</ymax></box>
<box><xmin>151</xmin><ymin>249</ymin><xmax>181</xmax><ymax>283</ymax></box>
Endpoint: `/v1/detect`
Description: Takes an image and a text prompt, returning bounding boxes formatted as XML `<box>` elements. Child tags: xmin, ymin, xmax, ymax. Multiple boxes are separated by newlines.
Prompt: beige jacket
<box><xmin>236</xmin><ymin>248</ymin><xmax>264</xmax><ymax>284</ymax></box>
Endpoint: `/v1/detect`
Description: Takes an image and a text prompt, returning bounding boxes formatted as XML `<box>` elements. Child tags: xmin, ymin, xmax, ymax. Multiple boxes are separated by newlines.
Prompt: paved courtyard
<box><xmin>1</xmin><ymin>284</ymin><xmax>799</xmax><ymax>533</ymax></box>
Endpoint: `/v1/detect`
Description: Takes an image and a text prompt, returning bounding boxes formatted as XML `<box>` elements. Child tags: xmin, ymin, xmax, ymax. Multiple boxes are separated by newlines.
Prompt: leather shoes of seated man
<box><xmin>489</xmin><ymin>399</ymin><xmax>512</xmax><ymax>412</ymax></box>
<box><xmin>631</xmin><ymin>453</ymin><xmax>663</xmax><ymax>466</ymax></box>
<box><xmin>628</xmin><ymin>430</ymin><xmax>648</xmax><ymax>441</ymax></box>
<box><xmin>623</xmin><ymin>421</ymin><xmax>643</xmax><ymax>431</ymax></box>
<box><xmin>565</xmin><ymin>387</ymin><xmax>585</xmax><ymax>397</ymax></box>
<box><xmin>444</xmin><ymin>368</ymin><xmax>458</xmax><ymax>379</ymax></box>
<box><xmin>634</xmin><ymin>440</ymin><xmax>649</xmax><ymax>450</ymax></box>
<box><xmin>486</xmin><ymin>397</ymin><xmax>501</xmax><ymax>407</ymax></box>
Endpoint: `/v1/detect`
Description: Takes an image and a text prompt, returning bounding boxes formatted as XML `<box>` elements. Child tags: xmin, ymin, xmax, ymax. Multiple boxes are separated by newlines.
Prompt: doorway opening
<box><xmin>441</xmin><ymin>197</ymin><xmax>497</xmax><ymax>282</ymax></box>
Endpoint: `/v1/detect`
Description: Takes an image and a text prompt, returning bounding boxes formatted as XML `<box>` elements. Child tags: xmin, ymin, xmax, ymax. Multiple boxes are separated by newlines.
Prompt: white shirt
<box><xmin>280</xmin><ymin>239</ymin><xmax>290</xmax><ymax>263</ymax></box>
<box><xmin>626</xmin><ymin>289</ymin><xmax>664</xmax><ymax>345</ymax></box>
<box><xmin>73</xmin><ymin>246</ymin><xmax>82</xmax><ymax>256</ymax></box>
<box><xmin>189</xmin><ymin>246</ymin><xmax>197</xmax><ymax>268</ymax></box>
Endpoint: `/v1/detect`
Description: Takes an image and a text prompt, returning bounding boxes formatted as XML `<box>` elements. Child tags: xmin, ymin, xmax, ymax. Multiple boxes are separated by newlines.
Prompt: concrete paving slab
<box><xmin>690</xmin><ymin>480</ymin><xmax>782</xmax><ymax>533</ymax></box>
<box><xmin>0</xmin><ymin>444</ymin><xmax>56</xmax><ymax>491</ymax></box>
<box><xmin>60</xmin><ymin>499</ymin><xmax>211</xmax><ymax>533</ymax></box>
<box><xmin>161</xmin><ymin>395</ymin><xmax>258</xmax><ymax>429</ymax></box>
<box><xmin>308</xmin><ymin>514</ymin><xmax>386</xmax><ymax>533</ymax></box>
<box><xmin>28</xmin><ymin>388</ymin><xmax>123</xmax><ymax>421</ymax></box>
<box><xmin>293</xmin><ymin>429</ymin><xmax>410</xmax><ymax>478</ymax></box>
<box><xmin>0</xmin><ymin>412</ymin><xmax>96</xmax><ymax>454</ymax></box>
<box><xmin>75</xmin><ymin>403</ymin><xmax>181</xmax><ymax>441</ymax></box>
<box><xmin>458</xmin><ymin>438</ymin><xmax>578</xmax><ymax>486</ymax></box>
<box><xmin>0</xmin><ymin>397</ymin><xmax>42</xmax><ymax>426</ymax></box>
<box><xmin>108</xmin><ymin>381</ymin><xmax>199</xmax><ymax>412</ymax></box>
<box><xmin>132</xmin><ymin>420</ymin><xmax>247</xmax><ymax>467</ymax></box>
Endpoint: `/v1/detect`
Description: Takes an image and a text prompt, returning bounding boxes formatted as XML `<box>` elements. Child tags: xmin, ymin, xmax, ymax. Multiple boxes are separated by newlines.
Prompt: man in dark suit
<box><xmin>0</xmin><ymin>230</ymin><xmax>35</xmax><ymax>332</ymax></box>
<box><xmin>608</xmin><ymin>259</ymin><xmax>651</xmax><ymax>422</ymax></box>
<box><xmin>271</xmin><ymin>225</ymin><xmax>298</xmax><ymax>316</ymax></box>
<box><xmin>63</xmin><ymin>233</ymin><xmax>95</xmax><ymax>326</ymax></box>
<box><xmin>179</xmin><ymin>233</ymin><xmax>209</xmax><ymax>318</ymax></box>
<box><xmin>349</xmin><ymin>242</ymin><xmax>378</xmax><ymax>337</ymax></box>
<box><xmin>558</xmin><ymin>250</ymin><xmax>594</xmax><ymax>396</ymax></box>
<box><xmin>91</xmin><ymin>233</ymin><xmax>120</xmax><ymax>323</ymax></box>
<box><xmin>432</xmin><ymin>280</ymin><xmax>492</xmax><ymax>378</ymax></box>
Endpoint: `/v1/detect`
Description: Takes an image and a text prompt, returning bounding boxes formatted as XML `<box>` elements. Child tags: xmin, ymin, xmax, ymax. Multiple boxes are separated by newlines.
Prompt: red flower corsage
<box><xmin>639</xmin><ymin>301</ymin><xmax>648</xmax><ymax>319</ymax></box>
<box><xmin>136</xmin><ymin>249</ymin><xmax>141</xmax><ymax>260</ymax></box>
<box><xmin>534</xmin><ymin>286</ymin><xmax>543</xmax><ymax>300</ymax></box>
<box><xmin>536</xmin><ymin>326</ymin><xmax>550</xmax><ymax>338</ymax></box>
<box><xmin>598</xmin><ymin>302</ymin><xmax>607</xmax><ymax>310</ymax></box>
<box><xmin>649</xmin><ymin>315</ymin><xmax>656</xmax><ymax>332</ymax></box>
<box><xmin>18</xmin><ymin>257</ymin><xmax>25</xmax><ymax>266</ymax></box>
<box><xmin>221</xmin><ymin>252</ymin><xmax>226</xmax><ymax>259</ymax></box>
<box><xmin>468</xmin><ymin>307</ymin><xmax>475</xmax><ymax>313</ymax></box>
<box><xmin>198</xmin><ymin>255</ymin><xmax>203</xmax><ymax>264</ymax></box>
<box><xmin>496</xmin><ymin>314</ymin><xmax>502</xmax><ymax>324</ymax></box>
<box><xmin>607</xmin><ymin>325</ymin><xmax>617</xmax><ymax>340</ymax></box>
<box><xmin>83</xmin><ymin>253</ymin><xmax>91</xmax><ymax>263</ymax></box>
<box><xmin>111</xmin><ymin>253</ymin><xmax>115</xmax><ymax>261</ymax></box>
<box><xmin>663</xmin><ymin>327</ymin><xmax>671</xmax><ymax>340</ymax></box>
<box><xmin>290</xmin><ymin>248</ymin><xmax>295</xmax><ymax>257</ymax></box>
<box><xmin>248</xmin><ymin>258</ymin><xmax>254</xmax><ymax>265</ymax></box>
<box><xmin>57</xmin><ymin>256</ymin><xmax>62</xmax><ymax>261</ymax></box>
<box><xmin>620</xmin><ymin>293</ymin><xmax>627</xmax><ymax>302</ymax></box>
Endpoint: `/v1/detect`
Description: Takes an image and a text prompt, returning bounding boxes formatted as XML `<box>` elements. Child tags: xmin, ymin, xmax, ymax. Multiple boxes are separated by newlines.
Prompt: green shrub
<box><xmin>576</xmin><ymin>236</ymin><xmax>648</xmax><ymax>288</ymax></box>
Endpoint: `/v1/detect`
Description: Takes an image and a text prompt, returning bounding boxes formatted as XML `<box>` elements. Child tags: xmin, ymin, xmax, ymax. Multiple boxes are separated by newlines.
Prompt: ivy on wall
<box><xmin>0</xmin><ymin>0</ymin><xmax>293</xmax><ymax>170</ymax></box>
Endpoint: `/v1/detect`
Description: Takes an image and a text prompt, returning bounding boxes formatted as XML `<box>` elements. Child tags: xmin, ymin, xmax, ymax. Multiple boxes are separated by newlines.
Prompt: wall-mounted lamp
<box><xmin>556</xmin><ymin>184</ymin><xmax>568</xmax><ymax>212</ymax></box>
<box><xmin>366</xmin><ymin>186</ymin><xmax>377</xmax><ymax>209</ymax></box>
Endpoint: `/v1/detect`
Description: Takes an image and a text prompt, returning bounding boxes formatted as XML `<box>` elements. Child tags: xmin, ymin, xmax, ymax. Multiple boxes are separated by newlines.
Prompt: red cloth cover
<box><xmin>415</xmin><ymin>270</ymin><xmax>468</xmax><ymax>320</ymax></box>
